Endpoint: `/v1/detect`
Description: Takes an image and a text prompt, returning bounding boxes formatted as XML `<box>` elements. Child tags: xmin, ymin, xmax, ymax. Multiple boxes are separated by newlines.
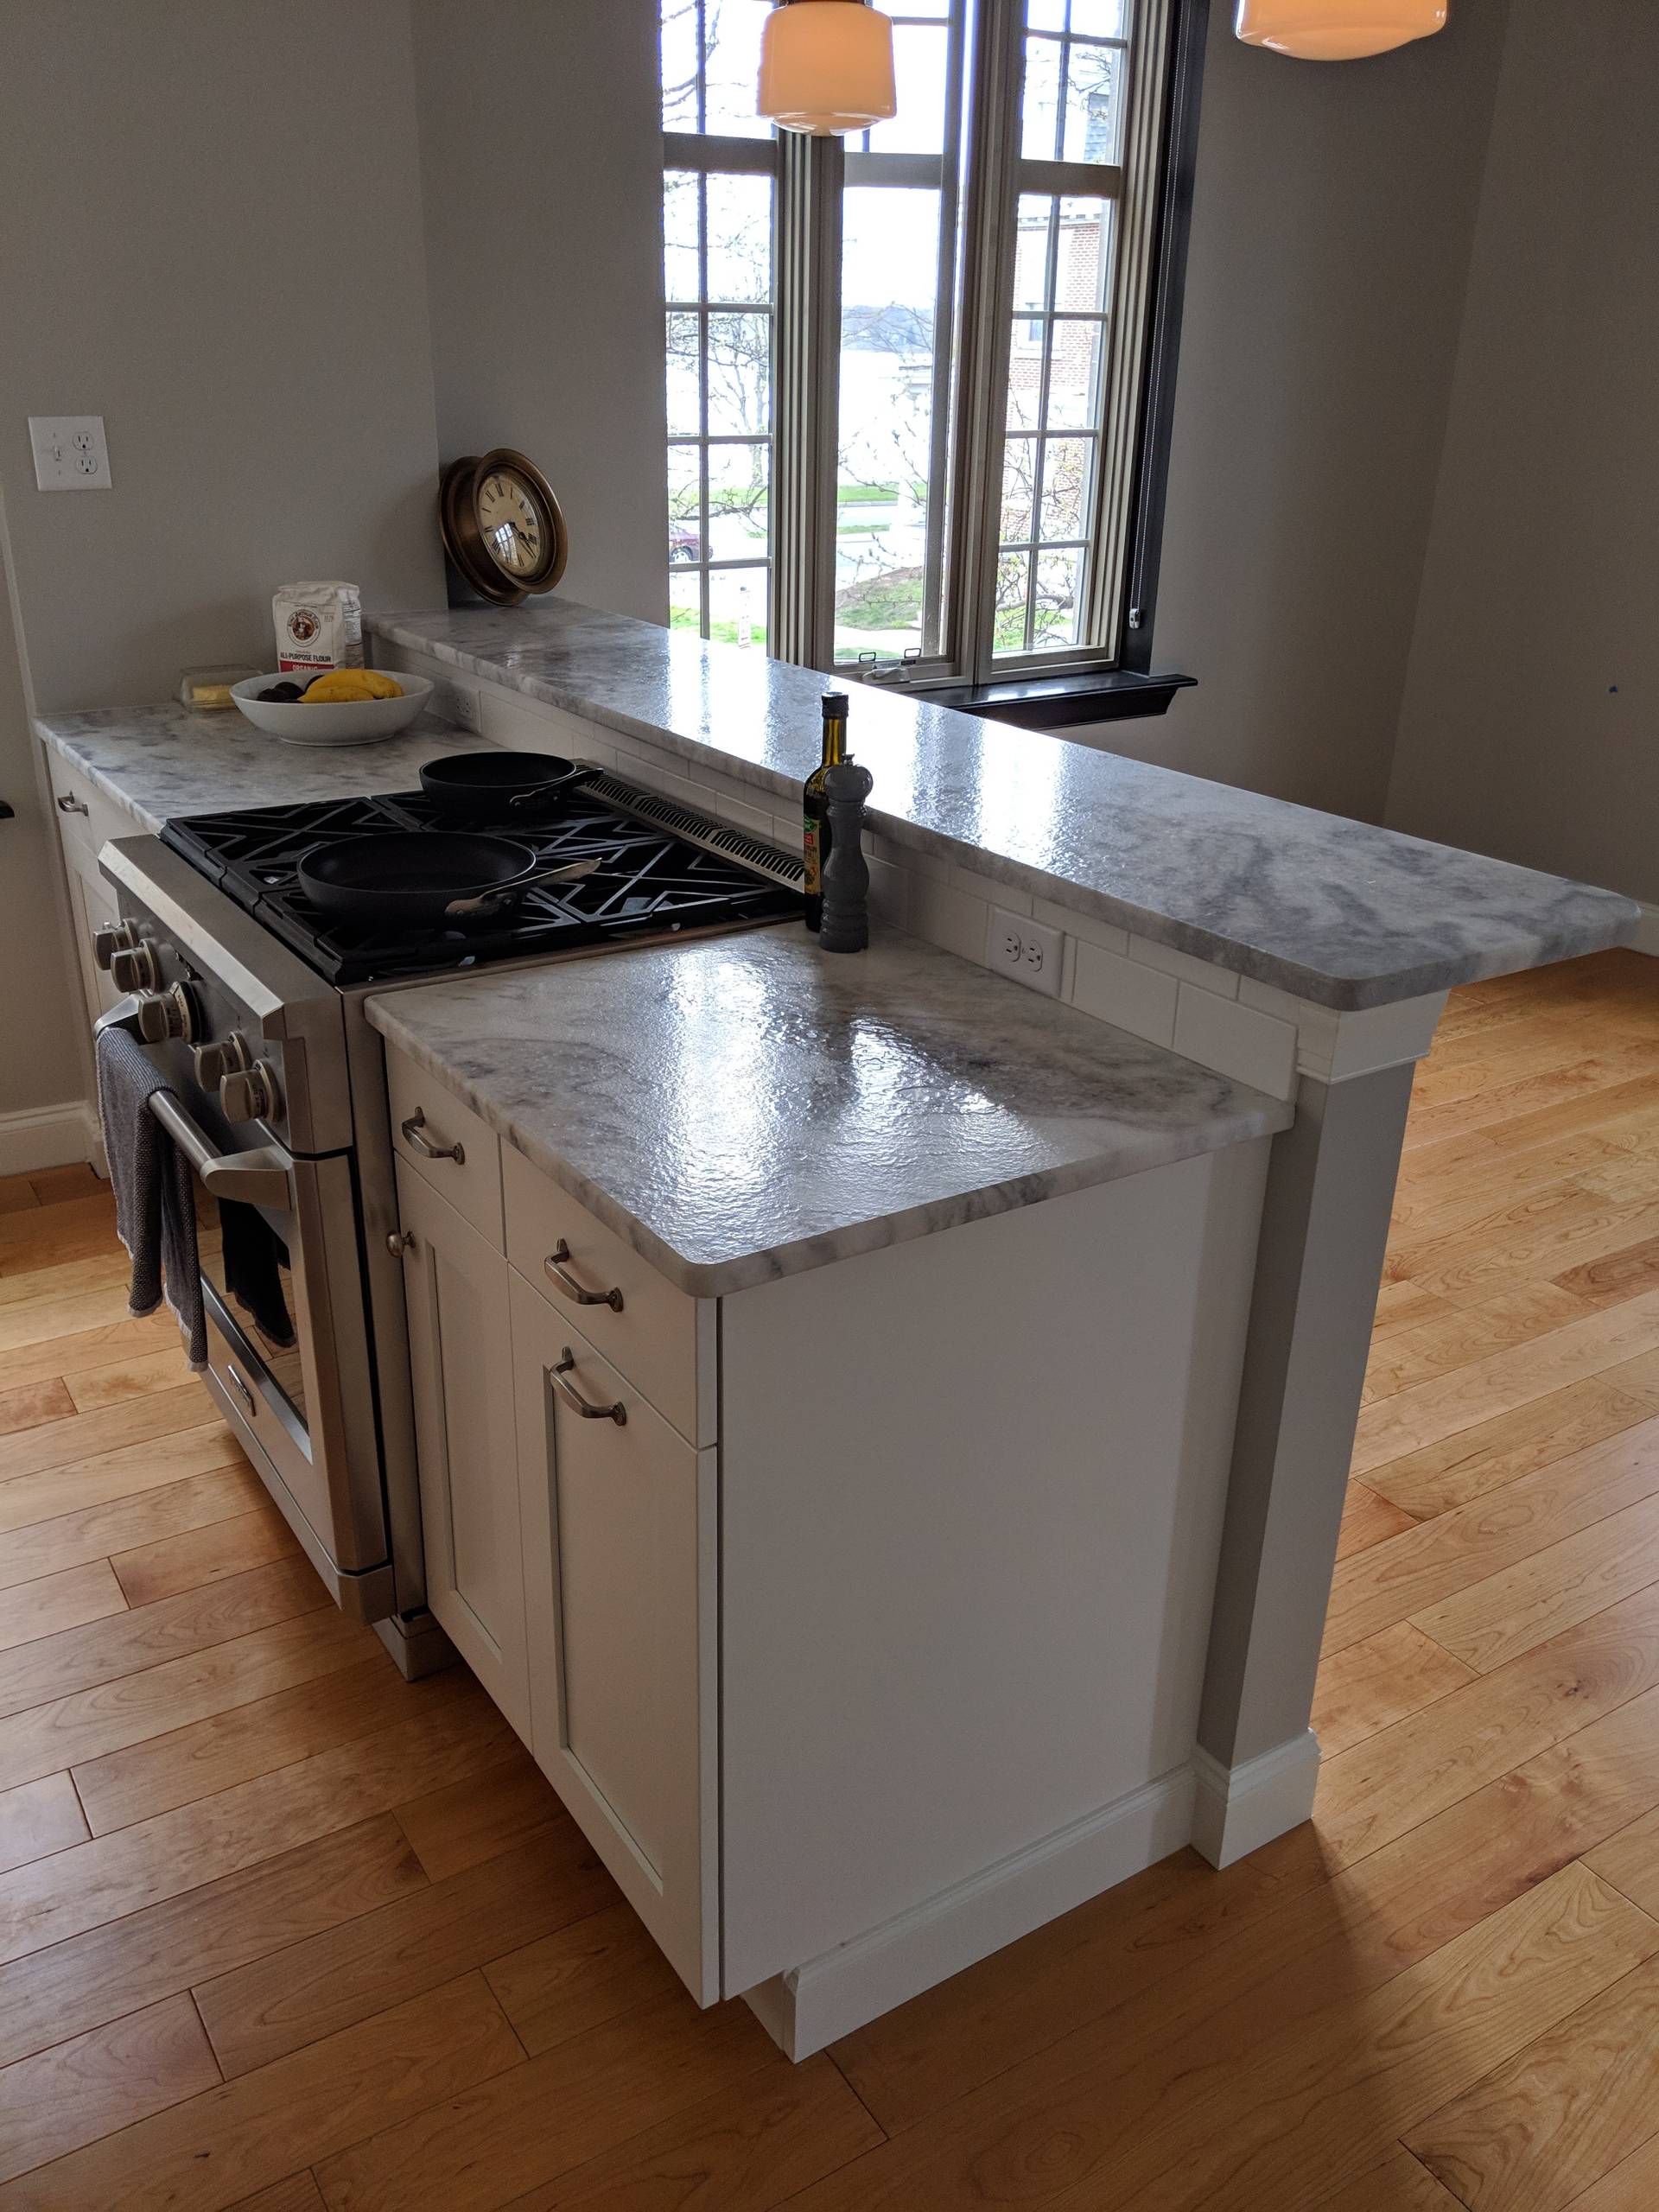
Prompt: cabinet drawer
<box><xmin>386</xmin><ymin>1046</ymin><xmax>504</xmax><ymax>1250</ymax></box>
<box><xmin>45</xmin><ymin>752</ymin><xmax>133</xmax><ymax>861</ymax></box>
<box><xmin>511</xmin><ymin>1279</ymin><xmax>717</xmax><ymax>2002</ymax></box>
<box><xmin>504</xmin><ymin>1141</ymin><xmax>707</xmax><ymax>1445</ymax></box>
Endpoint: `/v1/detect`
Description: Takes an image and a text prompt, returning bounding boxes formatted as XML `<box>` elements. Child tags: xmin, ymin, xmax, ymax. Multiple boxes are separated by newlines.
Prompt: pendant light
<box><xmin>1234</xmin><ymin>0</ymin><xmax>1446</xmax><ymax>60</ymax></box>
<box><xmin>758</xmin><ymin>0</ymin><xmax>898</xmax><ymax>135</ymax></box>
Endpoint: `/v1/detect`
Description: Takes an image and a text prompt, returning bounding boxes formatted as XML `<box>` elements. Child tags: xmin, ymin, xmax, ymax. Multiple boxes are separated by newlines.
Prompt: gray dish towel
<box><xmin>94</xmin><ymin>1022</ymin><xmax>207</xmax><ymax>1370</ymax></box>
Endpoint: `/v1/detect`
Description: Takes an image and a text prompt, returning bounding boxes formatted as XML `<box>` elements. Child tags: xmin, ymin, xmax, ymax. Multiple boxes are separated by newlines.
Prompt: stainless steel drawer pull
<box><xmin>57</xmin><ymin>792</ymin><xmax>89</xmax><ymax>815</ymax></box>
<box><xmin>544</xmin><ymin>1242</ymin><xmax>624</xmax><ymax>1313</ymax></box>
<box><xmin>224</xmin><ymin>1365</ymin><xmax>256</xmax><ymax>1414</ymax></box>
<box><xmin>400</xmin><ymin>1108</ymin><xmax>465</xmax><ymax>1165</ymax></box>
<box><xmin>550</xmin><ymin>1350</ymin><xmax>627</xmax><ymax>1426</ymax></box>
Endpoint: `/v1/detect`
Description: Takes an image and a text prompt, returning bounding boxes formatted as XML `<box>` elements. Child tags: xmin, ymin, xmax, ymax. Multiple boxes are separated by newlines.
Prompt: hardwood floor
<box><xmin>0</xmin><ymin>952</ymin><xmax>1656</xmax><ymax>2209</ymax></box>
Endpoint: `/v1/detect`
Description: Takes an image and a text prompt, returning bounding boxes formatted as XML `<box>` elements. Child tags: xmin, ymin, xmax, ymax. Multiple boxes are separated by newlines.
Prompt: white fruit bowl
<box><xmin>230</xmin><ymin>671</ymin><xmax>432</xmax><ymax>747</ymax></box>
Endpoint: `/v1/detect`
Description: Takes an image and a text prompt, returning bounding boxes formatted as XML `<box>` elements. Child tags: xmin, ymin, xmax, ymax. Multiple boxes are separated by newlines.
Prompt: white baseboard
<box><xmin>0</xmin><ymin>1100</ymin><xmax>98</xmax><ymax>1179</ymax></box>
<box><xmin>741</xmin><ymin>1764</ymin><xmax>1196</xmax><ymax>2062</ymax></box>
<box><xmin>1190</xmin><ymin>1729</ymin><xmax>1321</xmax><ymax>1870</ymax></box>
<box><xmin>1629</xmin><ymin>903</ymin><xmax>1659</xmax><ymax>957</ymax></box>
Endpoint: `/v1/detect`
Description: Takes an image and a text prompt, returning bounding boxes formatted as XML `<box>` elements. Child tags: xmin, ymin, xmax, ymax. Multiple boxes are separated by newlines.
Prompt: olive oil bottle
<box><xmin>802</xmin><ymin>690</ymin><xmax>849</xmax><ymax>932</ymax></box>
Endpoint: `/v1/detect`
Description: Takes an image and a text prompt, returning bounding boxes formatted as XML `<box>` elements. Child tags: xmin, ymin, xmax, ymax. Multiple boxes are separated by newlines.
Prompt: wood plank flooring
<box><xmin>0</xmin><ymin>953</ymin><xmax>1655</xmax><ymax>2209</ymax></box>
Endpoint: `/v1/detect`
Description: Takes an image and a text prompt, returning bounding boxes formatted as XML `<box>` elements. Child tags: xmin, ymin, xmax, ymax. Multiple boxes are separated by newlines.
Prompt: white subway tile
<box><xmin>1034</xmin><ymin>896</ymin><xmax>1128</xmax><ymax>955</ymax></box>
<box><xmin>867</xmin><ymin>855</ymin><xmax>910</xmax><ymax>928</ymax></box>
<box><xmin>910</xmin><ymin>877</ymin><xmax>988</xmax><ymax>965</ymax></box>
<box><xmin>478</xmin><ymin>690</ymin><xmax>564</xmax><ymax>751</ymax></box>
<box><xmin>1069</xmin><ymin>940</ymin><xmax>1178</xmax><ymax>1047</ymax></box>
<box><xmin>1173</xmin><ymin>987</ymin><xmax>1298</xmax><ymax>1099</ymax></box>
<box><xmin>693</xmin><ymin>761</ymin><xmax>772</xmax><ymax>811</ymax></box>
<box><xmin>708</xmin><ymin>794</ymin><xmax>774</xmax><ymax>838</ymax></box>
<box><xmin>1240</xmin><ymin>976</ymin><xmax>1325</xmax><ymax>1028</ymax></box>
<box><xmin>875</xmin><ymin>834</ymin><xmax>950</xmax><ymax>883</ymax></box>
<box><xmin>1128</xmin><ymin>934</ymin><xmax>1240</xmax><ymax>998</ymax></box>
<box><xmin>957</xmin><ymin>867</ymin><xmax>1030</xmax><ymax>914</ymax></box>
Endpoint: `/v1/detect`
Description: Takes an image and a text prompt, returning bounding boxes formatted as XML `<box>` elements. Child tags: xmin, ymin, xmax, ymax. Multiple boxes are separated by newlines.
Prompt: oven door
<box><xmin>142</xmin><ymin>1083</ymin><xmax>395</xmax><ymax>1621</ymax></box>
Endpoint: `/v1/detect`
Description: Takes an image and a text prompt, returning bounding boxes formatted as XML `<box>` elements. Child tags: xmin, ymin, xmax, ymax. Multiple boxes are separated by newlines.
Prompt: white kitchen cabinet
<box><xmin>48</xmin><ymin>780</ymin><xmax>125</xmax><ymax>1028</ymax></box>
<box><xmin>395</xmin><ymin>1162</ymin><xmax>531</xmax><ymax>1745</ymax></box>
<box><xmin>510</xmin><ymin>1274</ymin><xmax>718</xmax><ymax>2003</ymax></box>
<box><xmin>60</xmin><ymin>837</ymin><xmax>124</xmax><ymax>1021</ymax></box>
<box><xmin>383</xmin><ymin>1052</ymin><xmax>1273</xmax><ymax>2054</ymax></box>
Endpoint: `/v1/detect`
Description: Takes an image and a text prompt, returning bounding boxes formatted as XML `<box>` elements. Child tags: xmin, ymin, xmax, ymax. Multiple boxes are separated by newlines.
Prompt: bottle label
<box><xmin>803</xmin><ymin>810</ymin><xmax>821</xmax><ymax>897</ymax></box>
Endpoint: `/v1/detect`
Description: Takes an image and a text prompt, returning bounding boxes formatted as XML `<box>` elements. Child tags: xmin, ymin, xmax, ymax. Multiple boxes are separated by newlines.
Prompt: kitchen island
<box><xmin>36</xmin><ymin>601</ymin><xmax>1639</xmax><ymax>2056</ymax></box>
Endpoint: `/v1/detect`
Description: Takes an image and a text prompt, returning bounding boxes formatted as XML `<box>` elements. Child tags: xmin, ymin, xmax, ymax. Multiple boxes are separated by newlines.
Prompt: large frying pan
<box><xmin>297</xmin><ymin>832</ymin><xmax>598</xmax><ymax>926</ymax></box>
<box><xmin>419</xmin><ymin>750</ymin><xmax>594</xmax><ymax>818</ymax></box>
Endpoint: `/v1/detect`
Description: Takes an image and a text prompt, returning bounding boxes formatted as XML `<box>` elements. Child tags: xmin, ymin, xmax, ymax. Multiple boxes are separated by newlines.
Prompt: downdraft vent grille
<box><xmin>582</xmin><ymin>771</ymin><xmax>803</xmax><ymax>888</ymax></box>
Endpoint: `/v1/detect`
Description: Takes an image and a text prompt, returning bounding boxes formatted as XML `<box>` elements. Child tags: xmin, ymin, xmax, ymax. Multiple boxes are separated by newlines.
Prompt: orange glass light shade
<box><xmin>1234</xmin><ymin>0</ymin><xmax>1446</xmax><ymax>58</ymax></box>
<box><xmin>758</xmin><ymin>0</ymin><xmax>897</xmax><ymax>135</ymax></box>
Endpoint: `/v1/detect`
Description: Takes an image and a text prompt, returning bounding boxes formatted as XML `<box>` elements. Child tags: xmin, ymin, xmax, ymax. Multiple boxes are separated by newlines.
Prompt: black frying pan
<box><xmin>297</xmin><ymin>832</ymin><xmax>598</xmax><ymax>926</ymax></box>
<box><xmin>419</xmin><ymin>750</ymin><xmax>594</xmax><ymax>817</ymax></box>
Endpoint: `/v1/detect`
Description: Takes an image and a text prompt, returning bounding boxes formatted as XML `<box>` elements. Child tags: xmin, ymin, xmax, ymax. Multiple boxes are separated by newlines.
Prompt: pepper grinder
<box><xmin>819</xmin><ymin>758</ymin><xmax>874</xmax><ymax>954</ymax></box>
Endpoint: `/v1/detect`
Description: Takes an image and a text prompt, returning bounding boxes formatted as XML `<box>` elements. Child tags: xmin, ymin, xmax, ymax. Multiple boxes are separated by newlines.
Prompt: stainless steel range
<box><xmin>95</xmin><ymin>772</ymin><xmax>802</xmax><ymax>1676</ymax></box>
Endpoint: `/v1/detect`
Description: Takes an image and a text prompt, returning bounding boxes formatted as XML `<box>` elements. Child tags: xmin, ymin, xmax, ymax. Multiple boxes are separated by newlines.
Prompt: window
<box><xmin>661</xmin><ymin>0</ymin><xmax>1201</xmax><ymax>695</ymax></box>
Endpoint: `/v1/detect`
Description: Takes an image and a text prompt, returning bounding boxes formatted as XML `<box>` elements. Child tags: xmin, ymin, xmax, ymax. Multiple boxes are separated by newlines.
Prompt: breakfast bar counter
<box><xmin>368</xmin><ymin>600</ymin><xmax>1638</xmax><ymax>1009</ymax></box>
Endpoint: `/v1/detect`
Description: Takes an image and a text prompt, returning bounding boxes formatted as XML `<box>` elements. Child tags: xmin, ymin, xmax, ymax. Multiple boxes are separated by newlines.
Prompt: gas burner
<box><xmin>162</xmin><ymin>784</ymin><xmax>803</xmax><ymax>985</ymax></box>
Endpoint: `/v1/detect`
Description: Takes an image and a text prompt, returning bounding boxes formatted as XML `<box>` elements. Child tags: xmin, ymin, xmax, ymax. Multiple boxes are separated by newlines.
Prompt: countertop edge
<box><xmin>36</xmin><ymin>721</ymin><xmax>167</xmax><ymax>834</ymax></box>
<box><xmin>364</xmin><ymin>995</ymin><xmax>1294</xmax><ymax>1300</ymax></box>
<box><xmin>363</xmin><ymin>613</ymin><xmax>1644</xmax><ymax>1013</ymax></box>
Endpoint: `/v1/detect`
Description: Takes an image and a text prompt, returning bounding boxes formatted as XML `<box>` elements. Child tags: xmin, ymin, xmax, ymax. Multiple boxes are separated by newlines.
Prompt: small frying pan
<box><xmin>419</xmin><ymin>750</ymin><xmax>594</xmax><ymax>818</ymax></box>
<box><xmin>297</xmin><ymin>832</ymin><xmax>598</xmax><ymax>926</ymax></box>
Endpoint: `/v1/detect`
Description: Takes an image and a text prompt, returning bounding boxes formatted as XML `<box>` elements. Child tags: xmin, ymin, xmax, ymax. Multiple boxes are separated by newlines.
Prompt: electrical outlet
<box><xmin>29</xmin><ymin>416</ymin><xmax>111</xmax><ymax>491</ymax></box>
<box><xmin>986</xmin><ymin>906</ymin><xmax>1064</xmax><ymax>997</ymax></box>
<box><xmin>425</xmin><ymin>676</ymin><xmax>481</xmax><ymax>733</ymax></box>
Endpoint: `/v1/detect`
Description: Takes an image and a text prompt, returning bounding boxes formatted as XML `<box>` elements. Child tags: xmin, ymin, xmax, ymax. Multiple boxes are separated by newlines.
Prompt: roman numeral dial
<box><xmin>438</xmin><ymin>449</ymin><xmax>570</xmax><ymax>607</ymax></box>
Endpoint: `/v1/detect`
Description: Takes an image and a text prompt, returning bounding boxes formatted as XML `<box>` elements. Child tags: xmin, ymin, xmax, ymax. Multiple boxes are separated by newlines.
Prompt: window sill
<box><xmin>882</xmin><ymin>669</ymin><xmax>1196</xmax><ymax>732</ymax></box>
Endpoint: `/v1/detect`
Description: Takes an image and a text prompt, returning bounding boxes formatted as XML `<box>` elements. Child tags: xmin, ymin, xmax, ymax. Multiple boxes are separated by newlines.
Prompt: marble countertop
<box><xmin>34</xmin><ymin>702</ymin><xmax>479</xmax><ymax>835</ymax></box>
<box><xmin>365</xmin><ymin>921</ymin><xmax>1292</xmax><ymax>1299</ymax></box>
<box><xmin>367</xmin><ymin>601</ymin><xmax>1640</xmax><ymax>1011</ymax></box>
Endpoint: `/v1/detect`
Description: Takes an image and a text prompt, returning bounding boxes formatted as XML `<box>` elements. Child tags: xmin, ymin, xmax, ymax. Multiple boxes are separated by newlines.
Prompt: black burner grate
<box><xmin>162</xmin><ymin>785</ymin><xmax>803</xmax><ymax>985</ymax></box>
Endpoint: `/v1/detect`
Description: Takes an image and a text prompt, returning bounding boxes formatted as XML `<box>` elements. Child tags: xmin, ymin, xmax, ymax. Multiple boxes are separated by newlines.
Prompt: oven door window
<box><xmin>193</xmin><ymin>1186</ymin><xmax>308</xmax><ymax>1428</ymax></box>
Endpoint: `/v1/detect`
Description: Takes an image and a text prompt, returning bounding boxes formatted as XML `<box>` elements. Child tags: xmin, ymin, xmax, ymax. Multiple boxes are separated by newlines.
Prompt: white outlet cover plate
<box><xmin>29</xmin><ymin>416</ymin><xmax>111</xmax><ymax>492</ymax></box>
<box><xmin>986</xmin><ymin>906</ymin><xmax>1065</xmax><ymax>997</ymax></box>
<box><xmin>425</xmin><ymin>676</ymin><xmax>480</xmax><ymax>733</ymax></box>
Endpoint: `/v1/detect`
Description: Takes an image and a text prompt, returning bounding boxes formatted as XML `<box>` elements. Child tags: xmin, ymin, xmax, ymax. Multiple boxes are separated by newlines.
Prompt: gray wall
<box><xmin>0</xmin><ymin>0</ymin><xmax>445</xmax><ymax>711</ymax></box>
<box><xmin>0</xmin><ymin>524</ymin><xmax>82</xmax><ymax>1118</ymax></box>
<box><xmin>410</xmin><ymin>0</ymin><xmax>669</xmax><ymax>627</ymax></box>
<box><xmin>1092</xmin><ymin>0</ymin><xmax>1509</xmax><ymax>819</ymax></box>
<box><xmin>1386</xmin><ymin>0</ymin><xmax>1658</xmax><ymax>907</ymax></box>
<box><xmin>0</xmin><ymin>0</ymin><xmax>448</xmax><ymax>1138</ymax></box>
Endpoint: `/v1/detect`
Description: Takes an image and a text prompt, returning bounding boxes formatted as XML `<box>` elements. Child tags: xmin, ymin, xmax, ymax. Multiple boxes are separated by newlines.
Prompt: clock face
<box><xmin>439</xmin><ymin>449</ymin><xmax>569</xmax><ymax>605</ymax></box>
<box><xmin>476</xmin><ymin>467</ymin><xmax>546</xmax><ymax>579</ymax></box>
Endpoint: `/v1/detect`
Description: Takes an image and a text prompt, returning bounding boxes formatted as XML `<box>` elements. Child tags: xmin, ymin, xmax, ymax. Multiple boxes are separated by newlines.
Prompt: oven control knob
<box><xmin>135</xmin><ymin>984</ymin><xmax>199</xmax><ymax>1046</ymax></box>
<box><xmin>219</xmin><ymin>1059</ymin><xmax>281</xmax><ymax>1126</ymax></box>
<box><xmin>93</xmin><ymin>920</ymin><xmax>139</xmax><ymax>972</ymax></box>
<box><xmin>110</xmin><ymin>940</ymin><xmax>163</xmax><ymax>994</ymax></box>
<box><xmin>194</xmin><ymin>1033</ymin><xmax>252</xmax><ymax>1089</ymax></box>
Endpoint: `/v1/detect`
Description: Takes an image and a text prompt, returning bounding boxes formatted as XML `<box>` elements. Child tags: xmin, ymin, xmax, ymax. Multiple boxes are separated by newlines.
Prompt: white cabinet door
<box><xmin>510</xmin><ymin>1272</ymin><xmax>717</xmax><ymax>2003</ymax></box>
<box><xmin>60</xmin><ymin>832</ymin><xmax>123</xmax><ymax>1023</ymax></box>
<box><xmin>396</xmin><ymin>1163</ymin><xmax>530</xmax><ymax>1744</ymax></box>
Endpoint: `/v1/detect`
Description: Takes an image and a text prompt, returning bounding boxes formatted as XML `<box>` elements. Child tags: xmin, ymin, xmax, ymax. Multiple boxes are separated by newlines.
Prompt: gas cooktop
<box><xmin>162</xmin><ymin>779</ymin><xmax>804</xmax><ymax>986</ymax></box>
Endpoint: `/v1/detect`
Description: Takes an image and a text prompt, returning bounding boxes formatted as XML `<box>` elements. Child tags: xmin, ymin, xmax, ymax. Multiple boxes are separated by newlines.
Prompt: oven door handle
<box><xmin>147</xmin><ymin>1092</ymin><xmax>295</xmax><ymax>1211</ymax></box>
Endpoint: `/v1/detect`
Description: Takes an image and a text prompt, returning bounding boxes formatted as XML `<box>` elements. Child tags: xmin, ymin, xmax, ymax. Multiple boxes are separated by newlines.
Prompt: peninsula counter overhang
<box><xmin>367</xmin><ymin>601</ymin><xmax>1640</xmax><ymax>1013</ymax></box>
